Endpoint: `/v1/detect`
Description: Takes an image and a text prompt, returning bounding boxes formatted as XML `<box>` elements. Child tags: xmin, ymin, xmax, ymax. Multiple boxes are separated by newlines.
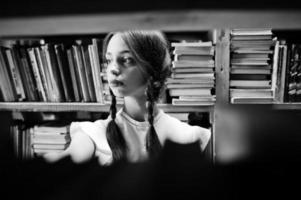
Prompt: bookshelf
<box><xmin>1</xmin><ymin>8</ymin><xmax>301</xmax><ymax>162</ymax></box>
<box><xmin>0</xmin><ymin>102</ymin><xmax>214</xmax><ymax>113</ymax></box>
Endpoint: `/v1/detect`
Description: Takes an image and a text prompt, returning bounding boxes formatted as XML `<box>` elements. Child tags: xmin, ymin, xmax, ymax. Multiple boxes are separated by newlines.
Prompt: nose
<box><xmin>109</xmin><ymin>61</ymin><xmax>121</xmax><ymax>76</ymax></box>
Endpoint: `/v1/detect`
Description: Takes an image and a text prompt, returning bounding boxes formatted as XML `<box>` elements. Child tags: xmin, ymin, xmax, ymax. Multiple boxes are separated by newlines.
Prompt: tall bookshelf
<box><xmin>1</xmin><ymin>8</ymin><xmax>301</xmax><ymax>162</ymax></box>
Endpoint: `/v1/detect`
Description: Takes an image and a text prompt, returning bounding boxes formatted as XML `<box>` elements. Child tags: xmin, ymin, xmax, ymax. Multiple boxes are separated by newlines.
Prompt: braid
<box><xmin>145</xmin><ymin>79</ymin><xmax>162</xmax><ymax>158</ymax></box>
<box><xmin>106</xmin><ymin>89</ymin><xmax>127</xmax><ymax>162</ymax></box>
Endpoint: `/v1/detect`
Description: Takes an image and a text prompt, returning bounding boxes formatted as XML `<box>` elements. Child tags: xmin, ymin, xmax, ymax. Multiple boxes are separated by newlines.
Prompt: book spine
<box><xmin>5</xmin><ymin>49</ymin><xmax>26</xmax><ymax>101</ymax></box>
<box><xmin>72</xmin><ymin>45</ymin><xmax>89</xmax><ymax>102</ymax></box>
<box><xmin>1</xmin><ymin>48</ymin><xmax>18</xmax><ymax>101</ymax></box>
<box><xmin>271</xmin><ymin>40</ymin><xmax>280</xmax><ymax>98</ymax></box>
<box><xmin>34</xmin><ymin>47</ymin><xmax>50</xmax><ymax>101</ymax></box>
<box><xmin>66</xmin><ymin>48</ymin><xmax>80</xmax><ymax>102</ymax></box>
<box><xmin>92</xmin><ymin>39</ymin><xmax>105</xmax><ymax>104</ymax></box>
<box><xmin>27</xmin><ymin>48</ymin><xmax>47</xmax><ymax>101</ymax></box>
<box><xmin>81</xmin><ymin>45</ymin><xmax>96</xmax><ymax>102</ymax></box>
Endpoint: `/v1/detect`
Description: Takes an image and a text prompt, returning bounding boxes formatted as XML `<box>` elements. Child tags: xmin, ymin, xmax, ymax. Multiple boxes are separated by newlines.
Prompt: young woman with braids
<box><xmin>44</xmin><ymin>30</ymin><xmax>211</xmax><ymax>165</ymax></box>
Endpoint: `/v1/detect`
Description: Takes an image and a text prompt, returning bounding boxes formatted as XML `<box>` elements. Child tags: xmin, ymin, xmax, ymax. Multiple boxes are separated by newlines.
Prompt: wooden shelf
<box><xmin>0</xmin><ymin>9</ymin><xmax>301</xmax><ymax>37</ymax></box>
<box><xmin>0</xmin><ymin>102</ymin><xmax>214</xmax><ymax>113</ymax></box>
<box><xmin>230</xmin><ymin>103</ymin><xmax>301</xmax><ymax>110</ymax></box>
<box><xmin>272</xmin><ymin>103</ymin><xmax>301</xmax><ymax>110</ymax></box>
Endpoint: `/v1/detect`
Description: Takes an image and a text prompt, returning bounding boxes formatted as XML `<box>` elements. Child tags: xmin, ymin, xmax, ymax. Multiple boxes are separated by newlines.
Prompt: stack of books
<box><xmin>167</xmin><ymin>41</ymin><xmax>216</xmax><ymax>105</ymax></box>
<box><xmin>229</xmin><ymin>29</ymin><xmax>276</xmax><ymax>104</ymax></box>
<box><xmin>0</xmin><ymin>38</ymin><xmax>105</xmax><ymax>103</ymax></box>
<box><xmin>31</xmin><ymin>122</ymin><xmax>70</xmax><ymax>156</ymax></box>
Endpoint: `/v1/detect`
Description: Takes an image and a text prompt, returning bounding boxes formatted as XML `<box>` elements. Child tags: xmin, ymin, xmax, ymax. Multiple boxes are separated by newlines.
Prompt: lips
<box><xmin>109</xmin><ymin>80</ymin><xmax>124</xmax><ymax>87</ymax></box>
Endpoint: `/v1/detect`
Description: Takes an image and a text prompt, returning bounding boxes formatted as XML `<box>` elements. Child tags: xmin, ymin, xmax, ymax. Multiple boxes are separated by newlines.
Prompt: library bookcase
<box><xmin>1</xmin><ymin>8</ymin><xmax>301</xmax><ymax>163</ymax></box>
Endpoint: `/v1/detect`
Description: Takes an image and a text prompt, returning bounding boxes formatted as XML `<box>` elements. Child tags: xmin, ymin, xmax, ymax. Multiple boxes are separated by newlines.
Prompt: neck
<box><xmin>123</xmin><ymin>96</ymin><xmax>157</xmax><ymax>122</ymax></box>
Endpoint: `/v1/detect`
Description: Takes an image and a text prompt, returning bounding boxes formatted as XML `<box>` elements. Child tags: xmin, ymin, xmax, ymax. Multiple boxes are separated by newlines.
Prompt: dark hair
<box><xmin>102</xmin><ymin>30</ymin><xmax>171</xmax><ymax>162</ymax></box>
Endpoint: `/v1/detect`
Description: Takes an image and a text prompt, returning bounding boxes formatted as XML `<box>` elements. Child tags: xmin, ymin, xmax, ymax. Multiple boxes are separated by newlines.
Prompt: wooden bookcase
<box><xmin>1</xmin><ymin>9</ymin><xmax>301</xmax><ymax>162</ymax></box>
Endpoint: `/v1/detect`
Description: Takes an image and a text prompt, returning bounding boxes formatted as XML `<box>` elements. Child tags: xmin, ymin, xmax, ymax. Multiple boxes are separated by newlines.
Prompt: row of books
<box><xmin>167</xmin><ymin>41</ymin><xmax>216</xmax><ymax>105</ymax></box>
<box><xmin>275</xmin><ymin>41</ymin><xmax>301</xmax><ymax>102</ymax></box>
<box><xmin>10</xmin><ymin>122</ymin><xmax>70</xmax><ymax>159</ymax></box>
<box><xmin>0</xmin><ymin>38</ymin><xmax>106</xmax><ymax>103</ymax></box>
<box><xmin>229</xmin><ymin>28</ymin><xmax>276</xmax><ymax>104</ymax></box>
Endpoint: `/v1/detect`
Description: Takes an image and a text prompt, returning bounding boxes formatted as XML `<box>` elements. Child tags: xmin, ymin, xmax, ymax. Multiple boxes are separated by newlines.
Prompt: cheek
<box><xmin>126</xmin><ymin>69</ymin><xmax>147</xmax><ymax>88</ymax></box>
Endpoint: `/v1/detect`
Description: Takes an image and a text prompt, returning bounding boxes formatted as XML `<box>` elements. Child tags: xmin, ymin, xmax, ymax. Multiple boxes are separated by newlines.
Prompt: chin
<box><xmin>111</xmin><ymin>88</ymin><xmax>126</xmax><ymax>98</ymax></box>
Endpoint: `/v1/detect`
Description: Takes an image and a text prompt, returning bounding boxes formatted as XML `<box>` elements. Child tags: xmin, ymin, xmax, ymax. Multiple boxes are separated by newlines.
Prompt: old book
<box><xmin>81</xmin><ymin>44</ymin><xmax>96</xmax><ymax>102</ymax></box>
<box><xmin>72</xmin><ymin>45</ymin><xmax>90</xmax><ymax>102</ymax></box>
<box><xmin>34</xmin><ymin>47</ymin><xmax>50</xmax><ymax>101</ymax></box>
<box><xmin>5</xmin><ymin>49</ymin><xmax>26</xmax><ymax>101</ymax></box>
<box><xmin>230</xmin><ymin>80</ymin><xmax>271</xmax><ymax>88</ymax></box>
<box><xmin>27</xmin><ymin>48</ymin><xmax>47</xmax><ymax>101</ymax></box>
<box><xmin>54</xmin><ymin>44</ymin><xmax>75</xmax><ymax>102</ymax></box>
<box><xmin>169</xmin><ymin>88</ymin><xmax>212</xmax><ymax>96</ymax></box>
<box><xmin>66</xmin><ymin>48</ymin><xmax>80</xmax><ymax>102</ymax></box>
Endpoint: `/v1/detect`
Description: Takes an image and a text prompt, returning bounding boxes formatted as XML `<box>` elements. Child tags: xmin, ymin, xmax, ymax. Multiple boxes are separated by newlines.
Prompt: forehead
<box><xmin>106</xmin><ymin>33</ymin><xmax>130</xmax><ymax>55</ymax></box>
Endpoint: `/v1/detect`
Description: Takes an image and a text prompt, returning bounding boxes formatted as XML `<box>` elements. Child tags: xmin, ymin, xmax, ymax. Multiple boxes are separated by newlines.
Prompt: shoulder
<box><xmin>156</xmin><ymin>111</ymin><xmax>211</xmax><ymax>150</ymax></box>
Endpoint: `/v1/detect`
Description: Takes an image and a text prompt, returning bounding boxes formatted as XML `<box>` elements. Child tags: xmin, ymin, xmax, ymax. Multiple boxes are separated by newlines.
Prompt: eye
<box><xmin>104</xmin><ymin>58</ymin><xmax>112</xmax><ymax>65</ymax></box>
<box><xmin>122</xmin><ymin>57</ymin><xmax>136</xmax><ymax>66</ymax></box>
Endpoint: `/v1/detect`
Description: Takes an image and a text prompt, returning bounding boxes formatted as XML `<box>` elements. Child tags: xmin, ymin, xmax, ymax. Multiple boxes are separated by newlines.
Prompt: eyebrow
<box><xmin>105</xmin><ymin>50</ymin><xmax>131</xmax><ymax>56</ymax></box>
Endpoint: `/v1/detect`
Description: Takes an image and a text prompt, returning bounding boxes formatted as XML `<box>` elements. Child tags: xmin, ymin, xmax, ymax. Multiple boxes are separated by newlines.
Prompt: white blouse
<box><xmin>70</xmin><ymin>108</ymin><xmax>211</xmax><ymax>165</ymax></box>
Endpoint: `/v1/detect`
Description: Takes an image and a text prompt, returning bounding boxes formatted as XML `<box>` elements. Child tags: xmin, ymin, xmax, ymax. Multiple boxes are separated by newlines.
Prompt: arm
<box><xmin>43</xmin><ymin>130</ymin><xmax>95</xmax><ymax>164</ymax></box>
<box><xmin>194</xmin><ymin>127</ymin><xmax>211</xmax><ymax>151</ymax></box>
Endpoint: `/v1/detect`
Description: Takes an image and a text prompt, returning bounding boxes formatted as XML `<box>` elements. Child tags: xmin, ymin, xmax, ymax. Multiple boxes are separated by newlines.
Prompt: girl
<box><xmin>44</xmin><ymin>30</ymin><xmax>211</xmax><ymax>165</ymax></box>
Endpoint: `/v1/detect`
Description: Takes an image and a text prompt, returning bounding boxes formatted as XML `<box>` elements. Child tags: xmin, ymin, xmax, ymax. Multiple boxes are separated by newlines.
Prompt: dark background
<box><xmin>1</xmin><ymin>0</ymin><xmax>301</xmax><ymax>18</ymax></box>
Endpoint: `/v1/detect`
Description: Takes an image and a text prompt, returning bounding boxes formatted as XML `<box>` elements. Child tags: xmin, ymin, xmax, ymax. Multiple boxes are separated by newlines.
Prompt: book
<box><xmin>167</xmin><ymin>83</ymin><xmax>214</xmax><ymax>89</ymax></box>
<box><xmin>54</xmin><ymin>44</ymin><xmax>75</xmax><ymax>102</ymax></box>
<box><xmin>172</xmin><ymin>60</ymin><xmax>215</xmax><ymax>68</ymax></box>
<box><xmin>91</xmin><ymin>38</ymin><xmax>105</xmax><ymax>104</ymax></box>
<box><xmin>34</xmin><ymin>47</ymin><xmax>50</xmax><ymax>101</ymax></box>
<box><xmin>230</xmin><ymin>67</ymin><xmax>271</xmax><ymax>74</ymax></box>
<box><xmin>175</xmin><ymin>54</ymin><xmax>213</xmax><ymax>62</ymax></box>
<box><xmin>172</xmin><ymin>98</ymin><xmax>215</xmax><ymax>106</ymax></box>
<box><xmin>232</xmin><ymin>53</ymin><xmax>270</xmax><ymax>59</ymax></box>
<box><xmin>42</xmin><ymin>44</ymin><xmax>65</xmax><ymax>102</ymax></box>
<box><xmin>230</xmin><ymin>96</ymin><xmax>274</xmax><ymax>104</ymax></box>
<box><xmin>230</xmin><ymin>89</ymin><xmax>273</xmax><ymax>97</ymax></box>
<box><xmin>271</xmin><ymin>40</ymin><xmax>280</xmax><ymax>97</ymax></box>
<box><xmin>169</xmin><ymin>88</ymin><xmax>212</xmax><ymax>96</ymax></box>
<box><xmin>230</xmin><ymin>74</ymin><xmax>270</xmax><ymax>80</ymax></box>
<box><xmin>27</xmin><ymin>48</ymin><xmax>47</xmax><ymax>101</ymax></box>
<box><xmin>173</xmin><ymin>67</ymin><xmax>214</xmax><ymax>73</ymax></box>
<box><xmin>66</xmin><ymin>48</ymin><xmax>81</xmax><ymax>102</ymax></box>
<box><xmin>172</xmin><ymin>72</ymin><xmax>214</xmax><ymax>79</ymax></box>
<box><xmin>231</xmin><ymin>35</ymin><xmax>273</xmax><ymax>41</ymax></box>
<box><xmin>232</xmin><ymin>49</ymin><xmax>274</xmax><ymax>54</ymax></box>
<box><xmin>5</xmin><ymin>49</ymin><xmax>26</xmax><ymax>101</ymax></box>
<box><xmin>0</xmin><ymin>48</ymin><xmax>17</xmax><ymax>101</ymax></box>
<box><xmin>230</xmin><ymin>80</ymin><xmax>271</xmax><ymax>88</ymax></box>
<box><xmin>33</xmin><ymin>148</ymin><xmax>64</xmax><ymax>154</ymax></box>
<box><xmin>173</xmin><ymin>47</ymin><xmax>214</xmax><ymax>56</ymax></box>
<box><xmin>166</xmin><ymin>78</ymin><xmax>215</xmax><ymax>84</ymax></box>
<box><xmin>19</xmin><ymin>47</ymin><xmax>39</xmax><ymax>101</ymax></box>
<box><xmin>32</xmin><ymin>143</ymin><xmax>69</xmax><ymax>150</ymax></box>
<box><xmin>231</xmin><ymin>29</ymin><xmax>273</xmax><ymax>36</ymax></box>
<box><xmin>72</xmin><ymin>45</ymin><xmax>91</xmax><ymax>102</ymax></box>
<box><xmin>171</xmin><ymin>41</ymin><xmax>213</xmax><ymax>47</ymax></box>
<box><xmin>80</xmin><ymin>44</ymin><xmax>96</xmax><ymax>102</ymax></box>
<box><xmin>12</xmin><ymin>46</ymin><xmax>35</xmax><ymax>101</ymax></box>
<box><xmin>32</xmin><ymin>137</ymin><xmax>70</xmax><ymax>144</ymax></box>
<box><xmin>278</xmin><ymin>44</ymin><xmax>288</xmax><ymax>102</ymax></box>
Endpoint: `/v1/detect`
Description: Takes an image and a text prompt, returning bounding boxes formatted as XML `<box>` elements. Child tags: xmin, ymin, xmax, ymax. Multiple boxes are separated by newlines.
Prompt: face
<box><xmin>105</xmin><ymin>33</ymin><xmax>148</xmax><ymax>98</ymax></box>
